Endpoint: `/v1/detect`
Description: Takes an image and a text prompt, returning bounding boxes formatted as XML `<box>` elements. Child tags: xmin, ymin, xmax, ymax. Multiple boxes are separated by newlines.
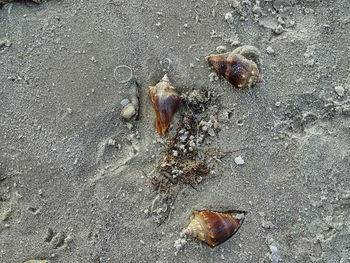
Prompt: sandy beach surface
<box><xmin>0</xmin><ymin>0</ymin><xmax>349</xmax><ymax>262</ymax></box>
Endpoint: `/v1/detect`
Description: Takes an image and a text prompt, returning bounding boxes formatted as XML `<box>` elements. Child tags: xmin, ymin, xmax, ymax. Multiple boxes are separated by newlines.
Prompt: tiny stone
<box><xmin>172</xmin><ymin>150</ymin><xmax>178</xmax><ymax>157</ymax></box>
<box><xmin>214</xmin><ymin>120</ymin><xmax>219</xmax><ymax>129</ymax></box>
<box><xmin>120</xmin><ymin>98</ymin><xmax>130</xmax><ymax>107</ymax></box>
<box><xmin>140</xmin><ymin>240</ymin><xmax>145</xmax><ymax>245</ymax></box>
<box><xmin>107</xmin><ymin>139</ymin><xmax>116</xmax><ymax>146</ymax></box>
<box><xmin>216</xmin><ymin>45</ymin><xmax>227</xmax><ymax>53</ymax></box>
<box><xmin>275</xmin><ymin>101</ymin><xmax>281</xmax><ymax>107</ymax></box>
<box><xmin>67</xmin><ymin>108</ymin><xmax>73</xmax><ymax>114</ymax></box>
<box><xmin>209</xmin><ymin>72</ymin><xmax>219</xmax><ymax>82</ymax></box>
<box><xmin>180</xmin><ymin>135</ymin><xmax>187</xmax><ymax>142</ymax></box>
<box><xmin>235</xmin><ymin>156</ymin><xmax>245</xmax><ymax>165</ymax></box>
<box><xmin>208</xmin><ymin>128</ymin><xmax>215</xmax><ymax>137</ymax></box>
<box><xmin>273</xmin><ymin>24</ymin><xmax>284</xmax><ymax>35</ymax></box>
<box><xmin>266</xmin><ymin>46</ymin><xmax>275</xmax><ymax>54</ymax></box>
<box><xmin>334</xmin><ymin>86</ymin><xmax>345</xmax><ymax>97</ymax></box>
<box><xmin>230</xmin><ymin>0</ymin><xmax>239</xmax><ymax>8</ymax></box>
<box><xmin>174</xmin><ymin>237</ymin><xmax>187</xmax><ymax>256</ymax></box>
<box><xmin>225</xmin><ymin>12</ymin><xmax>234</xmax><ymax>23</ymax></box>
<box><xmin>270</xmin><ymin>245</ymin><xmax>281</xmax><ymax>263</ymax></box>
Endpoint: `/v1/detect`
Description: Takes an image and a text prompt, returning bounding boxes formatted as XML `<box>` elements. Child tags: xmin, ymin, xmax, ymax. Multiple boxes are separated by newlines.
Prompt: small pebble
<box><xmin>273</xmin><ymin>24</ymin><xmax>284</xmax><ymax>35</ymax></box>
<box><xmin>208</xmin><ymin>128</ymin><xmax>215</xmax><ymax>137</ymax></box>
<box><xmin>209</xmin><ymin>72</ymin><xmax>219</xmax><ymax>82</ymax></box>
<box><xmin>180</xmin><ymin>135</ymin><xmax>187</xmax><ymax>142</ymax></box>
<box><xmin>230</xmin><ymin>0</ymin><xmax>239</xmax><ymax>8</ymax></box>
<box><xmin>225</xmin><ymin>12</ymin><xmax>234</xmax><ymax>23</ymax></box>
<box><xmin>266</xmin><ymin>46</ymin><xmax>275</xmax><ymax>55</ymax></box>
<box><xmin>107</xmin><ymin>139</ymin><xmax>116</xmax><ymax>146</ymax></box>
<box><xmin>120</xmin><ymin>98</ymin><xmax>130</xmax><ymax>107</ymax></box>
<box><xmin>334</xmin><ymin>86</ymin><xmax>345</xmax><ymax>97</ymax></box>
<box><xmin>234</xmin><ymin>156</ymin><xmax>245</xmax><ymax>165</ymax></box>
<box><xmin>270</xmin><ymin>245</ymin><xmax>281</xmax><ymax>263</ymax></box>
<box><xmin>216</xmin><ymin>45</ymin><xmax>227</xmax><ymax>53</ymax></box>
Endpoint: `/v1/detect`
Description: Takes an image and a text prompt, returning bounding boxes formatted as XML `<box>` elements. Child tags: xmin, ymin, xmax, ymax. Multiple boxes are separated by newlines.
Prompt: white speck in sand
<box><xmin>235</xmin><ymin>156</ymin><xmax>245</xmax><ymax>165</ymax></box>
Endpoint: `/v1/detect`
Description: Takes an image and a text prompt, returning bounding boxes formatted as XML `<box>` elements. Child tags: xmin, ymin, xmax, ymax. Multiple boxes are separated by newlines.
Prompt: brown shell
<box><xmin>184</xmin><ymin>210</ymin><xmax>245</xmax><ymax>247</ymax></box>
<box><xmin>206</xmin><ymin>53</ymin><xmax>262</xmax><ymax>89</ymax></box>
<box><xmin>149</xmin><ymin>75</ymin><xmax>181</xmax><ymax>136</ymax></box>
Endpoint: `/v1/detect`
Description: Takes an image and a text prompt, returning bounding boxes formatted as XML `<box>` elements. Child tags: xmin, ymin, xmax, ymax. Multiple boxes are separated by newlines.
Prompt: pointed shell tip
<box><xmin>161</xmin><ymin>74</ymin><xmax>170</xmax><ymax>83</ymax></box>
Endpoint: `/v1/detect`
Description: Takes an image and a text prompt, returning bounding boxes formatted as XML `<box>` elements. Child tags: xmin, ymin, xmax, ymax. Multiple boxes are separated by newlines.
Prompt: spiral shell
<box><xmin>206</xmin><ymin>52</ymin><xmax>262</xmax><ymax>89</ymax></box>
<box><xmin>184</xmin><ymin>210</ymin><xmax>245</xmax><ymax>247</ymax></box>
<box><xmin>149</xmin><ymin>74</ymin><xmax>181</xmax><ymax>136</ymax></box>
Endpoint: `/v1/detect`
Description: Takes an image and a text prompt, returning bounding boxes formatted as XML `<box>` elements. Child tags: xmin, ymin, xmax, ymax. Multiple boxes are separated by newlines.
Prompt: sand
<box><xmin>0</xmin><ymin>0</ymin><xmax>349</xmax><ymax>262</ymax></box>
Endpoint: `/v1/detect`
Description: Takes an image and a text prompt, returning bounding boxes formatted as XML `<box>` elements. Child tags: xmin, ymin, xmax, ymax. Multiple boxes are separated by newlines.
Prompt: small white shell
<box><xmin>120</xmin><ymin>103</ymin><xmax>137</xmax><ymax>120</ymax></box>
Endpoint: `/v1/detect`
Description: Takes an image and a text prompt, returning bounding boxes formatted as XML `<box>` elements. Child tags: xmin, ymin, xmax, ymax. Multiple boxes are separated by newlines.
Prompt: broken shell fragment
<box><xmin>184</xmin><ymin>210</ymin><xmax>245</xmax><ymax>247</ymax></box>
<box><xmin>206</xmin><ymin>53</ymin><xmax>262</xmax><ymax>89</ymax></box>
<box><xmin>149</xmin><ymin>74</ymin><xmax>181</xmax><ymax>136</ymax></box>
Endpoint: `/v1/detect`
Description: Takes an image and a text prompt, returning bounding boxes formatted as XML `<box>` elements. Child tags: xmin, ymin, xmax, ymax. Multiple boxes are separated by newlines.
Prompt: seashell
<box><xmin>149</xmin><ymin>74</ymin><xmax>181</xmax><ymax>136</ymax></box>
<box><xmin>120</xmin><ymin>102</ymin><xmax>137</xmax><ymax>120</ymax></box>
<box><xmin>184</xmin><ymin>210</ymin><xmax>245</xmax><ymax>247</ymax></box>
<box><xmin>120</xmin><ymin>79</ymin><xmax>140</xmax><ymax>121</ymax></box>
<box><xmin>206</xmin><ymin>53</ymin><xmax>263</xmax><ymax>89</ymax></box>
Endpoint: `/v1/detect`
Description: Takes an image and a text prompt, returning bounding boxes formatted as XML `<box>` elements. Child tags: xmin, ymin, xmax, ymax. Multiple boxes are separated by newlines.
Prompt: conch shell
<box><xmin>149</xmin><ymin>74</ymin><xmax>181</xmax><ymax>136</ymax></box>
<box><xmin>206</xmin><ymin>53</ymin><xmax>262</xmax><ymax>89</ymax></box>
<box><xmin>184</xmin><ymin>210</ymin><xmax>245</xmax><ymax>247</ymax></box>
